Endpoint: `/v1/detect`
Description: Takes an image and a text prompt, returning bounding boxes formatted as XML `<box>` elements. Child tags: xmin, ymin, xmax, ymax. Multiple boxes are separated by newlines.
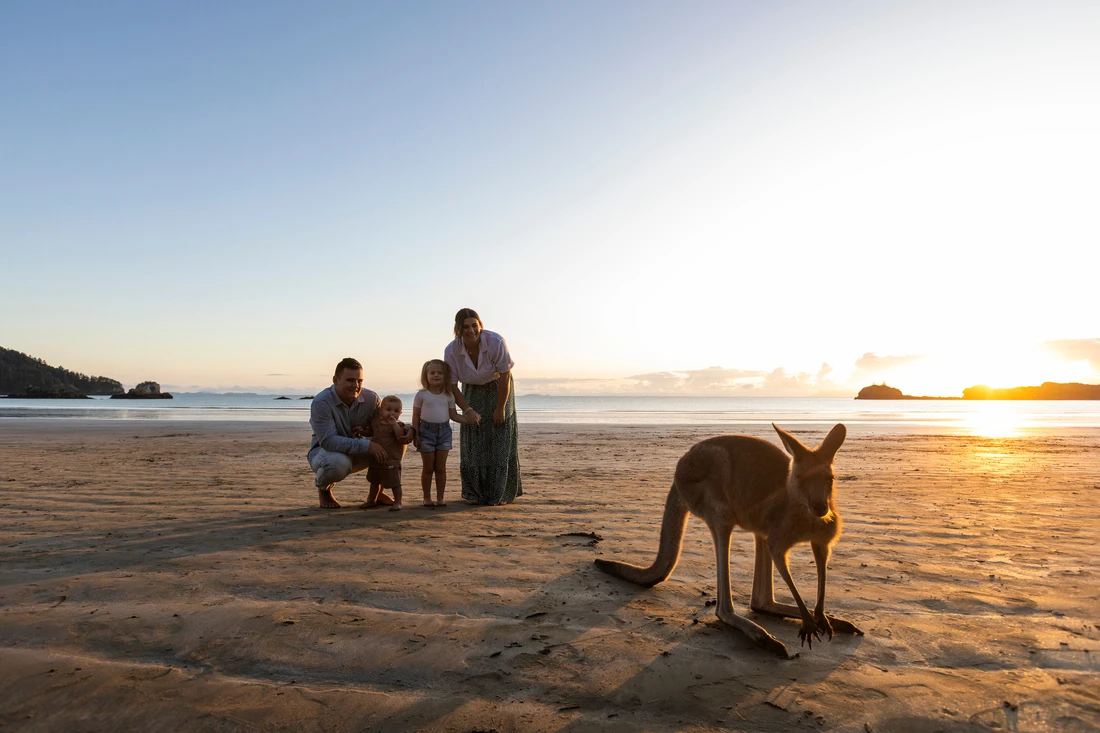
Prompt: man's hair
<box><xmin>334</xmin><ymin>357</ymin><xmax>362</xmax><ymax>378</ymax></box>
<box><xmin>420</xmin><ymin>359</ymin><xmax>454</xmax><ymax>394</ymax></box>
<box><xmin>381</xmin><ymin>395</ymin><xmax>403</xmax><ymax>410</ymax></box>
<box><xmin>453</xmin><ymin>307</ymin><xmax>483</xmax><ymax>339</ymax></box>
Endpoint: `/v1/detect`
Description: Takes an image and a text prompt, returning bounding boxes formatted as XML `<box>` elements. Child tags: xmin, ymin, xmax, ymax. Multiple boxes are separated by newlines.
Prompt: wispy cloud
<box><xmin>853</xmin><ymin>352</ymin><xmax>925</xmax><ymax>371</ymax></box>
<box><xmin>626</xmin><ymin>366</ymin><xmax>766</xmax><ymax>394</ymax></box>
<box><xmin>1044</xmin><ymin>338</ymin><xmax>1100</xmax><ymax>372</ymax></box>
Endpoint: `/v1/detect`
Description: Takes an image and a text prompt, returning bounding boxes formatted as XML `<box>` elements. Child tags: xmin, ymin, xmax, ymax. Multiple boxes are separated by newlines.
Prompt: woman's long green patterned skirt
<box><xmin>460</xmin><ymin>376</ymin><xmax>522</xmax><ymax>505</ymax></box>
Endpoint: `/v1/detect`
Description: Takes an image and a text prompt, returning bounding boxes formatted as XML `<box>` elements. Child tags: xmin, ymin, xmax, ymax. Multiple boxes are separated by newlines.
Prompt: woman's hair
<box><xmin>453</xmin><ymin>307</ymin><xmax>482</xmax><ymax>339</ymax></box>
<box><xmin>419</xmin><ymin>359</ymin><xmax>454</xmax><ymax>394</ymax></box>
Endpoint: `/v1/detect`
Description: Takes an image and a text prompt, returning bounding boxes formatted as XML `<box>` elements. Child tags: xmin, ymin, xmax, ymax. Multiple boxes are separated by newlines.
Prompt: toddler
<box><xmin>366</xmin><ymin>395</ymin><xmax>410</xmax><ymax>511</ymax></box>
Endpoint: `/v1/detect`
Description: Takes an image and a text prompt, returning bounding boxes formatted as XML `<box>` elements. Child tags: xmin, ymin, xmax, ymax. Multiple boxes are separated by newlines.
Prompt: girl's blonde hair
<box><xmin>420</xmin><ymin>359</ymin><xmax>454</xmax><ymax>395</ymax></box>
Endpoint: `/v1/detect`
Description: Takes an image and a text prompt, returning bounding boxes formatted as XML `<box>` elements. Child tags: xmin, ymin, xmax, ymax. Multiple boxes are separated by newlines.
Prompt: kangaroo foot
<box><xmin>823</xmin><ymin>615</ymin><xmax>863</xmax><ymax>636</ymax></box>
<box><xmin>716</xmin><ymin>608</ymin><xmax>793</xmax><ymax>659</ymax></box>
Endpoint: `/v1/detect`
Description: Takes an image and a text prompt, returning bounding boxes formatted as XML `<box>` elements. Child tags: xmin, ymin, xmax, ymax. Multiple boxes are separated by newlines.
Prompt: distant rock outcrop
<box><xmin>111</xmin><ymin>381</ymin><xmax>173</xmax><ymax>399</ymax></box>
<box><xmin>855</xmin><ymin>384</ymin><xmax>957</xmax><ymax>400</ymax></box>
<box><xmin>275</xmin><ymin>396</ymin><xmax>291</xmax><ymax>400</ymax></box>
<box><xmin>855</xmin><ymin>384</ymin><xmax>905</xmax><ymax>400</ymax></box>
<box><xmin>962</xmin><ymin>382</ymin><xmax>1100</xmax><ymax>400</ymax></box>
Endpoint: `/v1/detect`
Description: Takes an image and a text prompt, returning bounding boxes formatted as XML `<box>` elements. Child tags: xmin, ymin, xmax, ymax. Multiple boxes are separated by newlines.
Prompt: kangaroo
<box><xmin>594</xmin><ymin>423</ymin><xmax>862</xmax><ymax>658</ymax></box>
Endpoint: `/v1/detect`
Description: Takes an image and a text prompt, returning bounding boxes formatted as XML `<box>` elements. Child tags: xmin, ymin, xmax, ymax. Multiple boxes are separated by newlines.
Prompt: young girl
<box><xmin>412</xmin><ymin>359</ymin><xmax>473</xmax><ymax>507</ymax></box>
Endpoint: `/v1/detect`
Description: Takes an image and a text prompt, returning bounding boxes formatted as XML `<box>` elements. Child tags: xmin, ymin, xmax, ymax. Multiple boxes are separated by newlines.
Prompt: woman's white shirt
<box><xmin>413</xmin><ymin>389</ymin><xmax>455</xmax><ymax>424</ymax></box>
<box><xmin>444</xmin><ymin>330</ymin><xmax>514</xmax><ymax>385</ymax></box>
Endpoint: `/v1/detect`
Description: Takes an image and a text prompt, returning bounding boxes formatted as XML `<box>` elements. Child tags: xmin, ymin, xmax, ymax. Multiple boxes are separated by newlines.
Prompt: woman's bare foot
<box><xmin>318</xmin><ymin>487</ymin><xmax>342</xmax><ymax>508</ymax></box>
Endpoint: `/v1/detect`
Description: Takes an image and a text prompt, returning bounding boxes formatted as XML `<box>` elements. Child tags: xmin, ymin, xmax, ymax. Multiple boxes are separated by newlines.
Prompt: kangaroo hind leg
<box><xmin>709</xmin><ymin>524</ymin><xmax>791</xmax><ymax>659</ymax></box>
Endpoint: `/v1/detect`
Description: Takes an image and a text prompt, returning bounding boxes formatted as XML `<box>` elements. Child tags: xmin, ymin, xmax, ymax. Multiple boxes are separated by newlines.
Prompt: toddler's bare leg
<box><xmin>361</xmin><ymin>482</ymin><xmax>382</xmax><ymax>509</ymax></box>
<box><xmin>389</xmin><ymin>485</ymin><xmax>403</xmax><ymax>511</ymax></box>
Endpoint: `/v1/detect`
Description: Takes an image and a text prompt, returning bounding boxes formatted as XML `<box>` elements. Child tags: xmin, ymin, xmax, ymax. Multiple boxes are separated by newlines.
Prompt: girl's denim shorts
<box><xmin>418</xmin><ymin>420</ymin><xmax>453</xmax><ymax>452</ymax></box>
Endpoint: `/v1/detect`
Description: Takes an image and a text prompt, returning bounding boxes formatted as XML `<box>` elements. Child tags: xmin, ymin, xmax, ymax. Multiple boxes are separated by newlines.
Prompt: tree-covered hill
<box><xmin>0</xmin><ymin>347</ymin><xmax>124</xmax><ymax>395</ymax></box>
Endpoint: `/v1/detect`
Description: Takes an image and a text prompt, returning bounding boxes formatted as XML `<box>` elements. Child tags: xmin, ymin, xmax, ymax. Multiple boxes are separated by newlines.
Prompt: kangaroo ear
<box><xmin>817</xmin><ymin>423</ymin><xmax>847</xmax><ymax>462</ymax></box>
<box><xmin>773</xmin><ymin>423</ymin><xmax>811</xmax><ymax>461</ymax></box>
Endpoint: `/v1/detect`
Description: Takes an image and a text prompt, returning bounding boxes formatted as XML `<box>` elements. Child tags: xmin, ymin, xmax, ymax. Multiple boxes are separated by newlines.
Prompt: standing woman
<box><xmin>444</xmin><ymin>308</ymin><xmax>522</xmax><ymax>505</ymax></box>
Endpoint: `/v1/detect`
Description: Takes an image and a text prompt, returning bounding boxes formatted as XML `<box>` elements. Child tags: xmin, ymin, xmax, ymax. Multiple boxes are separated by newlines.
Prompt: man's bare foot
<box><xmin>318</xmin><ymin>487</ymin><xmax>342</xmax><ymax>509</ymax></box>
<box><xmin>389</xmin><ymin>504</ymin><xmax>402</xmax><ymax>512</ymax></box>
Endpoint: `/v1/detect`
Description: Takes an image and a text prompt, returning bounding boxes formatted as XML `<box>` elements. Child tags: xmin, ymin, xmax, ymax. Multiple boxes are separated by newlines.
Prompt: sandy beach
<box><xmin>1</xmin><ymin>419</ymin><xmax>1097</xmax><ymax>732</ymax></box>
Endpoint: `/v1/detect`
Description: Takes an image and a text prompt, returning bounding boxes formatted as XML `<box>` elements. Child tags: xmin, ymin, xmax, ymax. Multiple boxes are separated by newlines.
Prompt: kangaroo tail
<box><xmin>594</xmin><ymin>484</ymin><xmax>690</xmax><ymax>587</ymax></box>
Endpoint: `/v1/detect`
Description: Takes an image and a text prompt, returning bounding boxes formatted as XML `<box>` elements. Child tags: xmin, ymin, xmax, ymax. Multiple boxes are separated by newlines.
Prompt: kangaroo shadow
<box><xmin>546</xmin><ymin>571</ymin><xmax>866</xmax><ymax>732</ymax></box>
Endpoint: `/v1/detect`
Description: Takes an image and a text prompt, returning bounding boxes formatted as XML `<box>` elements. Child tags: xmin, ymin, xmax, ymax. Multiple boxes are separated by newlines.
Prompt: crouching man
<box><xmin>308</xmin><ymin>357</ymin><xmax>412</xmax><ymax>508</ymax></box>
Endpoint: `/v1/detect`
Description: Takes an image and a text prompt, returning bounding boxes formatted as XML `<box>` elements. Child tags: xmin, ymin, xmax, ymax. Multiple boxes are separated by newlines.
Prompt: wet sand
<box><xmin>1</xmin><ymin>420</ymin><xmax>1098</xmax><ymax>732</ymax></box>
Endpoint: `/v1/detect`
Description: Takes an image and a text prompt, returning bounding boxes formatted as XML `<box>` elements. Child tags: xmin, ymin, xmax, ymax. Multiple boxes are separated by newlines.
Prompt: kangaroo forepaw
<box><xmin>799</xmin><ymin>621</ymin><xmax>822</xmax><ymax>649</ymax></box>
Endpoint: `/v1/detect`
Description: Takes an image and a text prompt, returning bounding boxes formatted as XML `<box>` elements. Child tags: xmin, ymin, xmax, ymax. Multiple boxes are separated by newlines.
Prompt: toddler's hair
<box><xmin>381</xmin><ymin>395</ymin><xmax>403</xmax><ymax>410</ymax></box>
<box><xmin>420</xmin><ymin>359</ymin><xmax>455</xmax><ymax>394</ymax></box>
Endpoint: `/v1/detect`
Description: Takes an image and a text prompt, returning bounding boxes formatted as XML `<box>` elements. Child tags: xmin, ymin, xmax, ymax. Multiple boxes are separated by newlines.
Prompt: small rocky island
<box><xmin>110</xmin><ymin>381</ymin><xmax>173</xmax><ymax>399</ymax></box>
<box><xmin>855</xmin><ymin>384</ymin><xmax>956</xmax><ymax>400</ymax></box>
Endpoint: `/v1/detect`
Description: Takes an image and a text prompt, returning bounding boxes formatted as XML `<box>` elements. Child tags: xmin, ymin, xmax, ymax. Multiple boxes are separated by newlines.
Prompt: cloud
<box><xmin>1044</xmin><ymin>338</ymin><xmax>1100</xmax><ymax>371</ymax></box>
<box><xmin>853</xmin><ymin>352</ymin><xmax>925</xmax><ymax>371</ymax></box>
<box><xmin>625</xmin><ymin>366</ymin><xmax>767</xmax><ymax>393</ymax></box>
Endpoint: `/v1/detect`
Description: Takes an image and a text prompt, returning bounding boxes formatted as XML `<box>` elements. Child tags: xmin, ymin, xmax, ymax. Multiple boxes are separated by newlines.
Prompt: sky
<box><xmin>2</xmin><ymin>1</ymin><xmax>1098</xmax><ymax>396</ymax></box>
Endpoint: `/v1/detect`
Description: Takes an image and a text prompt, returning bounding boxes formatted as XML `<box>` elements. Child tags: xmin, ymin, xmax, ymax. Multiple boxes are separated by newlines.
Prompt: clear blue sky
<box><xmin>2</xmin><ymin>1</ymin><xmax>1098</xmax><ymax>395</ymax></box>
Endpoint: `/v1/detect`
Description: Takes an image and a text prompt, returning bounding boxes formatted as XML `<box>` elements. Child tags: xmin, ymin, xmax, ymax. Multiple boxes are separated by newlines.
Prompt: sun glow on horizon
<box><xmin>864</xmin><ymin>345</ymin><xmax>1095</xmax><ymax>399</ymax></box>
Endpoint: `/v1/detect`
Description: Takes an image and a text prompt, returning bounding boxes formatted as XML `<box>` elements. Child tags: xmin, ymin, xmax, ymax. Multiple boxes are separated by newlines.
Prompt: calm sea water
<box><xmin>2</xmin><ymin>393</ymin><xmax>1100</xmax><ymax>433</ymax></box>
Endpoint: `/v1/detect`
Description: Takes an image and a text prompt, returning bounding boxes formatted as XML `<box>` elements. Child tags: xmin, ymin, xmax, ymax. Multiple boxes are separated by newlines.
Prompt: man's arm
<box><xmin>311</xmin><ymin>400</ymin><xmax>371</xmax><ymax>455</ymax></box>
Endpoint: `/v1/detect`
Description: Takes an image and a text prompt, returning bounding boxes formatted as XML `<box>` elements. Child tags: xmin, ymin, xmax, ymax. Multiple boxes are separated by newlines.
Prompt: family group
<box><xmin>305</xmin><ymin>308</ymin><xmax>522</xmax><ymax>511</ymax></box>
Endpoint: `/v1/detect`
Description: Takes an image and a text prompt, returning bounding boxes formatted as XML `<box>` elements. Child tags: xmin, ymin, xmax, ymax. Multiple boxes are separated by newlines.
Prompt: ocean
<box><xmin>2</xmin><ymin>393</ymin><xmax>1100</xmax><ymax>434</ymax></box>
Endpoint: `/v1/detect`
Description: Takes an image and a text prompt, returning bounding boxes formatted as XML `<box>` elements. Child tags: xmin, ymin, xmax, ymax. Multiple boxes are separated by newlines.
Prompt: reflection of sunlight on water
<box><xmin>965</xmin><ymin>402</ymin><xmax>1024</xmax><ymax>437</ymax></box>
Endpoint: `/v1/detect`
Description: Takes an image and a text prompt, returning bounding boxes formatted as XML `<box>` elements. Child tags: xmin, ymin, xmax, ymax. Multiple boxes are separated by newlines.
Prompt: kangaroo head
<box><xmin>773</xmin><ymin>423</ymin><xmax>847</xmax><ymax>517</ymax></box>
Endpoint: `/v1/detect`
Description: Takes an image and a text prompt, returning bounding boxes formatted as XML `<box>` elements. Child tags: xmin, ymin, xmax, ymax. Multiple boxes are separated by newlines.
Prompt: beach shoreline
<box><xmin>1</xmin><ymin>420</ymin><xmax>1097</xmax><ymax>731</ymax></box>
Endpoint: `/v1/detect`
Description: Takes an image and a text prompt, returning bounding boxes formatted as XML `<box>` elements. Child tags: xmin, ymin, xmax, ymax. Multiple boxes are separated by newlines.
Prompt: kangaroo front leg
<box><xmin>810</xmin><ymin>541</ymin><xmax>863</xmax><ymax>638</ymax></box>
<box><xmin>710</xmin><ymin>526</ymin><xmax>791</xmax><ymax>659</ymax></box>
<box><xmin>767</xmin><ymin>538</ymin><xmax>821</xmax><ymax>648</ymax></box>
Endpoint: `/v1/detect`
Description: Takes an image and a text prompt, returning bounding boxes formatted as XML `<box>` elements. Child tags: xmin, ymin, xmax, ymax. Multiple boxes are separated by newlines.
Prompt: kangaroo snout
<box><xmin>810</xmin><ymin>500</ymin><xmax>830</xmax><ymax>517</ymax></box>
